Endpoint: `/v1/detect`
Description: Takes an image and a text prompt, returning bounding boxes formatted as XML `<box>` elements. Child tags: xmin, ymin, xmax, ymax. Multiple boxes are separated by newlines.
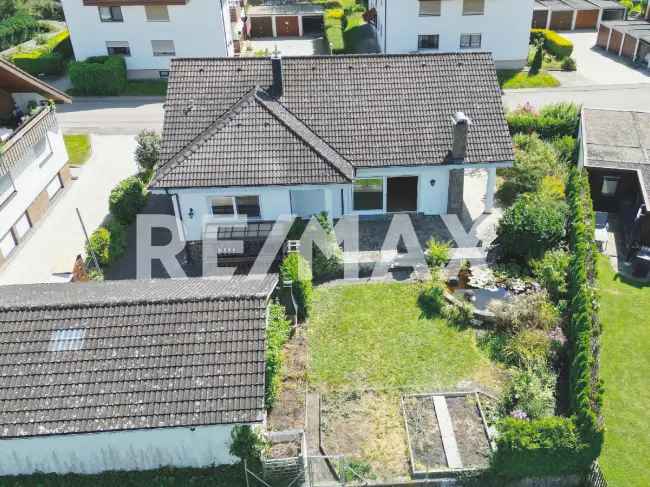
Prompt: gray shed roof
<box><xmin>535</xmin><ymin>0</ymin><xmax>573</xmax><ymax>11</ymax></box>
<box><xmin>0</xmin><ymin>275</ymin><xmax>277</xmax><ymax>438</ymax></box>
<box><xmin>582</xmin><ymin>108</ymin><xmax>650</xmax><ymax>206</ymax></box>
<box><xmin>153</xmin><ymin>53</ymin><xmax>514</xmax><ymax>190</ymax></box>
<box><xmin>583</xmin><ymin>0</ymin><xmax>626</xmax><ymax>9</ymax></box>
<box><xmin>560</xmin><ymin>0</ymin><xmax>599</xmax><ymax>10</ymax></box>
<box><xmin>248</xmin><ymin>3</ymin><xmax>324</xmax><ymax>16</ymax></box>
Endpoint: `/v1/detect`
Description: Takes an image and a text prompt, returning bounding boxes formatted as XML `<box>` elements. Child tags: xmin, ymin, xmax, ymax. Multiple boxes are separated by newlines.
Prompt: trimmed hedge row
<box><xmin>69</xmin><ymin>55</ymin><xmax>127</xmax><ymax>96</ymax></box>
<box><xmin>531</xmin><ymin>28</ymin><xmax>573</xmax><ymax>59</ymax></box>
<box><xmin>507</xmin><ymin>102</ymin><xmax>580</xmax><ymax>140</ymax></box>
<box><xmin>0</xmin><ymin>15</ymin><xmax>41</xmax><ymax>51</ymax></box>
<box><xmin>280</xmin><ymin>252</ymin><xmax>313</xmax><ymax>322</ymax></box>
<box><xmin>265</xmin><ymin>302</ymin><xmax>292</xmax><ymax>409</ymax></box>
<box><xmin>12</xmin><ymin>29</ymin><xmax>72</xmax><ymax>76</ymax></box>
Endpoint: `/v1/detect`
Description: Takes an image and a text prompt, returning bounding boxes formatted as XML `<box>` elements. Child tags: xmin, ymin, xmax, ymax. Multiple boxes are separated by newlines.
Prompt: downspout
<box><xmin>218</xmin><ymin>0</ymin><xmax>230</xmax><ymax>55</ymax></box>
<box><xmin>384</xmin><ymin>0</ymin><xmax>388</xmax><ymax>53</ymax></box>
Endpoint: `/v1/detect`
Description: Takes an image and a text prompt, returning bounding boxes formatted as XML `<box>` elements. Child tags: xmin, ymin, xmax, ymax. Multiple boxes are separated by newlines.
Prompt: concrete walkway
<box><xmin>305</xmin><ymin>392</ymin><xmax>337</xmax><ymax>486</ymax></box>
<box><xmin>241</xmin><ymin>36</ymin><xmax>327</xmax><ymax>57</ymax></box>
<box><xmin>0</xmin><ymin>135</ymin><xmax>138</xmax><ymax>285</ymax></box>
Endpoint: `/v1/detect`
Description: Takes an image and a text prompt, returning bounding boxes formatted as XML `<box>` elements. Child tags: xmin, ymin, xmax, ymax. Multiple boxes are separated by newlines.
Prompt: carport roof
<box><xmin>247</xmin><ymin>3</ymin><xmax>324</xmax><ymax>16</ymax></box>
<box><xmin>0</xmin><ymin>274</ymin><xmax>277</xmax><ymax>438</ymax></box>
<box><xmin>602</xmin><ymin>19</ymin><xmax>650</xmax><ymax>39</ymax></box>
<box><xmin>582</xmin><ymin>108</ymin><xmax>650</xmax><ymax>207</ymax></box>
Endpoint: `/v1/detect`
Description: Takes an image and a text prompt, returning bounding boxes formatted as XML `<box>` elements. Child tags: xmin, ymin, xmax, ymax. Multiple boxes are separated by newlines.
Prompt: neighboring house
<box><xmin>578</xmin><ymin>108</ymin><xmax>650</xmax><ymax>249</ymax></box>
<box><xmin>0</xmin><ymin>59</ymin><xmax>71</xmax><ymax>269</ymax></box>
<box><xmin>0</xmin><ymin>274</ymin><xmax>277</xmax><ymax>475</ymax></box>
<box><xmin>150</xmin><ymin>53</ymin><xmax>514</xmax><ymax>258</ymax></box>
<box><xmin>60</xmin><ymin>0</ymin><xmax>243</xmax><ymax>79</ymax></box>
<box><xmin>367</xmin><ymin>0</ymin><xmax>534</xmax><ymax>69</ymax></box>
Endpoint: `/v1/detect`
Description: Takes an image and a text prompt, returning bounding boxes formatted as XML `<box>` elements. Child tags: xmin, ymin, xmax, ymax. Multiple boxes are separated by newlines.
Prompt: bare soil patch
<box><xmin>402</xmin><ymin>395</ymin><xmax>446</xmax><ymax>472</ymax></box>
<box><xmin>446</xmin><ymin>395</ymin><xmax>491</xmax><ymax>468</ymax></box>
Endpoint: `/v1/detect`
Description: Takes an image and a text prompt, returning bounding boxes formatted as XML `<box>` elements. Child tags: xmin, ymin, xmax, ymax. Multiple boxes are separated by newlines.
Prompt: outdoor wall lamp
<box><xmin>430</xmin><ymin>179</ymin><xmax>436</xmax><ymax>187</ymax></box>
<box><xmin>188</xmin><ymin>208</ymin><xmax>194</xmax><ymax>219</ymax></box>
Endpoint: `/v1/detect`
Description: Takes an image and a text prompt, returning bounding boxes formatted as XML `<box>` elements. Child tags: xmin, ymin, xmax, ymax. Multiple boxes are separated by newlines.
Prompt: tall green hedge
<box><xmin>108</xmin><ymin>176</ymin><xmax>148</xmax><ymax>225</ymax></box>
<box><xmin>280</xmin><ymin>252</ymin><xmax>313</xmax><ymax>322</ymax></box>
<box><xmin>68</xmin><ymin>55</ymin><xmax>127</xmax><ymax>96</ymax></box>
<box><xmin>0</xmin><ymin>15</ymin><xmax>41</xmax><ymax>51</ymax></box>
<box><xmin>265</xmin><ymin>302</ymin><xmax>292</xmax><ymax>409</ymax></box>
<box><xmin>531</xmin><ymin>28</ymin><xmax>574</xmax><ymax>59</ymax></box>
<box><xmin>507</xmin><ymin>102</ymin><xmax>581</xmax><ymax>140</ymax></box>
<box><xmin>12</xmin><ymin>29</ymin><xmax>72</xmax><ymax>76</ymax></box>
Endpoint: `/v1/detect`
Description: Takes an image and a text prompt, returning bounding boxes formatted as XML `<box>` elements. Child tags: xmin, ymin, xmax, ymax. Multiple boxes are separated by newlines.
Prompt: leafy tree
<box><xmin>135</xmin><ymin>129</ymin><xmax>161</xmax><ymax>172</ymax></box>
<box><xmin>529</xmin><ymin>40</ymin><xmax>543</xmax><ymax>75</ymax></box>
<box><xmin>109</xmin><ymin>176</ymin><xmax>148</xmax><ymax>225</ymax></box>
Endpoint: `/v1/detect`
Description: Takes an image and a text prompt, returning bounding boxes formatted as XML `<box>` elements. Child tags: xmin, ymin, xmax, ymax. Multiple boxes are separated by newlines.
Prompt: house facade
<box><xmin>60</xmin><ymin>0</ymin><xmax>241</xmax><ymax>79</ymax></box>
<box><xmin>367</xmin><ymin>0</ymin><xmax>534</xmax><ymax>69</ymax></box>
<box><xmin>0</xmin><ymin>275</ymin><xmax>277</xmax><ymax>475</ymax></box>
<box><xmin>151</xmin><ymin>53</ymin><xmax>514</xmax><ymax>248</ymax></box>
<box><xmin>0</xmin><ymin>60</ymin><xmax>71</xmax><ymax>269</ymax></box>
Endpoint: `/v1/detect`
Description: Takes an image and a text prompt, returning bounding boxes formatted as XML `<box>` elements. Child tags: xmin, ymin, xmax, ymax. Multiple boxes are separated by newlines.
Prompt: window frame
<box><xmin>144</xmin><ymin>4</ymin><xmax>170</xmax><ymax>21</ymax></box>
<box><xmin>0</xmin><ymin>229</ymin><xmax>17</xmax><ymax>259</ymax></box>
<box><xmin>601</xmin><ymin>176</ymin><xmax>620</xmax><ymax>197</ymax></box>
<box><xmin>418</xmin><ymin>0</ymin><xmax>441</xmax><ymax>17</ymax></box>
<box><xmin>0</xmin><ymin>173</ymin><xmax>16</xmax><ymax>207</ymax></box>
<box><xmin>151</xmin><ymin>39</ymin><xmax>176</xmax><ymax>57</ymax></box>
<box><xmin>462</xmin><ymin>0</ymin><xmax>485</xmax><ymax>16</ymax></box>
<box><xmin>460</xmin><ymin>33</ymin><xmax>482</xmax><ymax>49</ymax></box>
<box><xmin>418</xmin><ymin>34</ymin><xmax>440</xmax><ymax>50</ymax></box>
<box><xmin>106</xmin><ymin>41</ymin><xmax>131</xmax><ymax>57</ymax></box>
<box><xmin>210</xmin><ymin>195</ymin><xmax>262</xmax><ymax>220</ymax></box>
<box><xmin>353</xmin><ymin>177</ymin><xmax>385</xmax><ymax>213</ymax></box>
<box><xmin>98</xmin><ymin>6</ymin><xmax>123</xmax><ymax>22</ymax></box>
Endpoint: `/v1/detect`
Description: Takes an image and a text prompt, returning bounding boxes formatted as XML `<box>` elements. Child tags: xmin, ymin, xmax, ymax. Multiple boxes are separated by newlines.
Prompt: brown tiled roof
<box><xmin>154</xmin><ymin>53</ymin><xmax>514</xmax><ymax>189</ymax></box>
<box><xmin>0</xmin><ymin>275</ymin><xmax>277</xmax><ymax>438</ymax></box>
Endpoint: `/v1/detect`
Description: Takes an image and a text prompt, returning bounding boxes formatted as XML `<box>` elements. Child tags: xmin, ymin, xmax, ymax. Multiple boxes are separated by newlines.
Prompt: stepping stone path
<box><xmin>432</xmin><ymin>396</ymin><xmax>463</xmax><ymax>469</ymax></box>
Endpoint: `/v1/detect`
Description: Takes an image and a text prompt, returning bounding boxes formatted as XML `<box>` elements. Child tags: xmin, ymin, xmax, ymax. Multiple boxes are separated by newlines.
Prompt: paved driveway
<box><xmin>242</xmin><ymin>35</ymin><xmax>327</xmax><ymax>56</ymax></box>
<box><xmin>555</xmin><ymin>31</ymin><xmax>650</xmax><ymax>86</ymax></box>
<box><xmin>0</xmin><ymin>135</ymin><xmax>138</xmax><ymax>285</ymax></box>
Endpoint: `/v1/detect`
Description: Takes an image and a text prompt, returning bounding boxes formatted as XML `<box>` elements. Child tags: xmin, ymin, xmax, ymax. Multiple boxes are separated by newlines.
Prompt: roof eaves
<box><xmin>0</xmin><ymin>57</ymin><xmax>71</xmax><ymax>103</ymax></box>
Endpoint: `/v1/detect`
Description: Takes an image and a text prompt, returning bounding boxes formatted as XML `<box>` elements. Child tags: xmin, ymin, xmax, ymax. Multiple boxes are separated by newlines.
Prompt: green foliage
<box><xmin>425</xmin><ymin>237</ymin><xmax>451</xmax><ymax>268</ymax></box>
<box><xmin>108</xmin><ymin>176</ymin><xmax>148</xmax><ymax>225</ymax></box>
<box><xmin>28</xmin><ymin>0</ymin><xmax>64</xmax><ymax>20</ymax></box>
<box><xmin>507</xmin><ymin>102</ymin><xmax>581</xmax><ymax>140</ymax></box>
<box><xmin>530</xmin><ymin>28</ymin><xmax>574</xmax><ymax>59</ymax></box>
<box><xmin>499</xmin><ymin>366</ymin><xmax>557</xmax><ymax>420</ymax></box>
<box><xmin>229</xmin><ymin>425</ymin><xmax>266</xmax><ymax>466</ymax></box>
<box><xmin>497</xmin><ymin>133</ymin><xmax>565</xmax><ymax>205</ymax></box>
<box><xmin>85</xmin><ymin>220</ymin><xmax>127</xmax><ymax>268</ymax></box>
<box><xmin>529</xmin><ymin>41</ymin><xmax>543</xmax><ymax>75</ymax></box>
<box><xmin>496</xmin><ymin>192</ymin><xmax>568</xmax><ymax>262</ymax></box>
<box><xmin>11</xmin><ymin>29</ymin><xmax>71</xmax><ymax>76</ymax></box>
<box><xmin>310</xmin><ymin>212</ymin><xmax>343</xmax><ymax>281</ymax></box>
<box><xmin>324</xmin><ymin>8</ymin><xmax>345</xmax><ymax>53</ymax></box>
<box><xmin>343</xmin><ymin>459</ymin><xmax>375</xmax><ymax>482</ymax></box>
<box><xmin>69</xmin><ymin>55</ymin><xmax>127</xmax><ymax>96</ymax></box>
<box><xmin>280</xmin><ymin>252</ymin><xmax>313</xmax><ymax>321</ymax></box>
<box><xmin>442</xmin><ymin>302</ymin><xmax>474</xmax><ymax>328</ymax></box>
<box><xmin>492</xmin><ymin>416</ymin><xmax>593</xmax><ymax>479</ymax></box>
<box><xmin>561</xmin><ymin>56</ymin><xmax>576</xmax><ymax>71</ymax></box>
<box><xmin>497</xmin><ymin>69</ymin><xmax>559</xmax><ymax>89</ymax></box>
<box><xmin>418</xmin><ymin>273</ymin><xmax>447</xmax><ymax>317</ymax></box>
<box><xmin>531</xmin><ymin>249</ymin><xmax>570</xmax><ymax>303</ymax></box>
<box><xmin>501</xmin><ymin>329</ymin><xmax>553</xmax><ymax>369</ymax></box>
<box><xmin>550</xmin><ymin>135</ymin><xmax>578</xmax><ymax>164</ymax></box>
<box><xmin>0</xmin><ymin>14</ymin><xmax>40</xmax><ymax>50</ymax></box>
<box><xmin>135</xmin><ymin>129</ymin><xmax>161</xmax><ymax>172</ymax></box>
<box><xmin>265</xmin><ymin>302</ymin><xmax>292</xmax><ymax>409</ymax></box>
<box><xmin>493</xmin><ymin>291</ymin><xmax>560</xmax><ymax>335</ymax></box>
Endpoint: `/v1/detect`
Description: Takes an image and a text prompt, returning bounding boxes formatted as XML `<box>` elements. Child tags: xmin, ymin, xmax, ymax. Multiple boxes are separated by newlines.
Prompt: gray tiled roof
<box><xmin>0</xmin><ymin>275</ymin><xmax>277</xmax><ymax>438</ymax></box>
<box><xmin>154</xmin><ymin>53</ymin><xmax>514</xmax><ymax>189</ymax></box>
<box><xmin>582</xmin><ymin>108</ymin><xmax>650</xmax><ymax>206</ymax></box>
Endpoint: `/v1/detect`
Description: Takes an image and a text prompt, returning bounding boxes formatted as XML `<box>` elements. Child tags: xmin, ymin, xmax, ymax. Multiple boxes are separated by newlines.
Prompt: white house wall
<box><xmin>370</xmin><ymin>0</ymin><xmax>534</xmax><ymax>69</ymax></box>
<box><xmin>0</xmin><ymin>424</ymin><xmax>238</xmax><ymax>475</ymax></box>
<box><xmin>0</xmin><ymin>121</ymin><xmax>67</xmax><ymax>241</ymax></box>
<box><xmin>60</xmin><ymin>0</ymin><xmax>233</xmax><ymax>77</ymax></box>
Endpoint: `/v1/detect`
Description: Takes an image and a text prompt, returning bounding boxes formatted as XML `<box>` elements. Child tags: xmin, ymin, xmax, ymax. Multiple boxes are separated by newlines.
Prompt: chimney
<box><xmin>271</xmin><ymin>48</ymin><xmax>283</xmax><ymax>97</ymax></box>
<box><xmin>451</xmin><ymin>111</ymin><xmax>471</xmax><ymax>161</ymax></box>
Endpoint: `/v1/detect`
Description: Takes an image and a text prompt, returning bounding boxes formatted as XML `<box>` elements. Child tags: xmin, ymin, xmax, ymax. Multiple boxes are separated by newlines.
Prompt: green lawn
<box><xmin>63</xmin><ymin>134</ymin><xmax>92</xmax><ymax>166</ymax></box>
<box><xmin>497</xmin><ymin>69</ymin><xmax>560</xmax><ymax>89</ymax></box>
<box><xmin>597</xmin><ymin>256</ymin><xmax>650</xmax><ymax>487</ymax></box>
<box><xmin>124</xmin><ymin>79</ymin><xmax>168</xmax><ymax>96</ymax></box>
<box><xmin>308</xmin><ymin>282</ymin><xmax>502</xmax><ymax>391</ymax></box>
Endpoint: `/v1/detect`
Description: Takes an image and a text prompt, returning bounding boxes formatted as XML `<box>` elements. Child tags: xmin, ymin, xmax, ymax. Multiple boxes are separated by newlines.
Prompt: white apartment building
<box><xmin>0</xmin><ymin>59</ymin><xmax>71</xmax><ymax>269</ymax></box>
<box><xmin>368</xmin><ymin>0</ymin><xmax>534</xmax><ymax>69</ymax></box>
<box><xmin>60</xmin><ymin>0</ymin><xmax>240</xmax><ymax>79</ymax></box>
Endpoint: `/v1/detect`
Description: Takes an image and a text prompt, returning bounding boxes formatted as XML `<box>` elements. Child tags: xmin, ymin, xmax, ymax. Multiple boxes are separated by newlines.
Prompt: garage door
<box><xmin>602</xmin><ymin>8</ymin><xmax>625</xmax><ymax>21</ymax></box>
<box><xmin>276</xmin><ymin>16</ymin><xmax>299</xmax><ymax>36</ymax></box>
<box><xmin>621</xmin><ymin>34</ymin><xmax>638</xmax><ymax>59</ymax></box>
<box><xmin>575</xmin><ymin>10</ymin><xmax>599</xmax><ymax>29</ymax></box>
<box><xmin>46</xmin><ymin>174</ymin><xmax>62</xmax><ymax>200</ymax></box>
<box><xmin>302</xmin><ymin>15</ymin><xmax>323</xmax><ymax>35</ymax></box>
<box><xmin>608</xmin><ymin>29</ymin><xmax>623</xmax><ymax>54</ymax></box>
<box><xmin>596</xmin><ymin>25</ymin><xmax>610</xmax><ymax>48</ymax></box>
<box><xmin>550</xmin><ymin>10</ymin><xmax>573</xmax><ymax>31</ymax></box>
<box><xmin>532</xmin><ymin>10</ymin><xmax>548</xmax><ymax>29</ymax></box>
<box><xmin>250</xmin><ymin>17</ymin><xmax>273</xmax><ymax>38</ymax></box>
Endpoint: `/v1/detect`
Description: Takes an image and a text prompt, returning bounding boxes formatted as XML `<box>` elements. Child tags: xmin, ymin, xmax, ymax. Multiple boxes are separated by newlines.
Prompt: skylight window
<box><xmin>49</xmin><ymin>329</ymin><xmax>86</xmax><ymax>352</ymax></box>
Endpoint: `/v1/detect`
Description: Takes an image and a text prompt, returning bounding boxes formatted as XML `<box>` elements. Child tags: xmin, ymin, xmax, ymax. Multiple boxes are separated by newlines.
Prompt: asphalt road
<box><xmin>56</xmin><ymin>84</ymin><xmax>650</xmax><ymax>134</ymax></box>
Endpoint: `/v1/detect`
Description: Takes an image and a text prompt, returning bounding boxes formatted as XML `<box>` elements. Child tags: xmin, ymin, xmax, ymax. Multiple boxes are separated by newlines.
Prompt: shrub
<box><xmin>492</xmin><ymin>291</ymin><xmax>560</xmax><ymax>335</ymax></box>
<box><xmin>425</xmin><ymin>237</ymin><xmax>451</xmax><ymax>268</ymax></box>
<box><xmin>85</xmin><ymin>220</ymin><xmax>127</xmax><ymax>268</ymax></box>
<box><xmin>265</xmin><ymin>302</ymin><xmax>292</xmax><ymax>409</ymax></box>
<box><xmin>28</xmin><ymin>0</ymin><xmax>64</xmax><ymax>20</ymax></box>
<box><xmin>280</xmin><ymin>252</ymin><xmax>313</xmax><ymax>321</ymax></box>
<box><xmin>0</xmin><ymin>15</ymin><xmax>41</xmax><ymax>51</ymax></box>
<box><xmin>12</xmin><ymin>29</ymin><xmax>72</xmax><ymax>76</ymax></box>
<box><xmin>492</xmin><ymin>416</ymin><xmax>592</xmax><ymax>479</ymax></box>
<box><xmin>496</xmin><ymin>192</ymin><xmax>568</xmax><ymax>262</ymax></box>
<box><xmin>135</xmin><ymin>129</ymin><xmax>161</xmax><ymax>172</ymax></box>
<box><xmin>310</xmin><ymin>212</ymin><xmax>343</xmax><ymax>281</ymax></box>
<box><xmin>442</xmin><ymin>302</ymin><xmax>474</xmax><ymax>328</ymax></box>
<box><xmin>538</xmin><ymin>175</ymin><xmax>565</xmax><ymax>201</ymax></box>
<box><xmin>530</xmin><ymin>249</ymin><xmax>570</xmax><ymax>303</ymax></box>
<box><xmin>550</xmin><ymin>135</ymin><xmax>577</xmax><ymax>164</ymax></box>
<box><xmin>497</xmin><ymin>133</ymin><xmax>565</xmax><ymax>205</ymax></box>
<box><xmin>501</xmin><ymin>329</ymin><xmax>552</xmax><ymax>369</ymax></box>
<box><xmin>561</xmin><ymin>56</ymin><xmax>576</xmax><ymax>71</ymax></box>
<box><xmin>499</xmin><ymin>367</ymin><xmax>556</xmax><ymax>420</ymax></box>
<box><xmin>418</xmin><ymin>275</ymin><xmax>447</xmax><ymax>317</ymax></box>
<box><xmin>507</xmin><ymin>102</ymin><xmax>580</xmax><ymax>140</ymax></box>
<box><xmin>69</xmin><ymin>55</ymin><xmax>127</xmax><ymax>96</ymax></box>
<box><xmin>530</xmin><ymin>28</ymin><xmax>573</xmax><ymax>59</ymax></box>
<box><xmin>530</xmin><ymin>41</ymin><xmax>543</xmax><ymax>75</ymax></box>
<box><xmin>108</xmin><ymin>176</ymin><xmax>148</xmax><ymax>225</ymax></box>
<box><xmin>229</xmin><ymin>425</ymin><xmax>267</xmax><ymax>466</ymax></box>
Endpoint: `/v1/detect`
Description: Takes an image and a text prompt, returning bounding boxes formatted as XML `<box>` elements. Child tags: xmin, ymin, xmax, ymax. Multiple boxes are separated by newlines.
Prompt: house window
<box><xmin>159</xmin><ymin>70</ymin><xmax>170</xmax><ymax>78</ymax></box>
<box><xmin>418</xmin><ymin>34</ymin><xmax>439</xmax><ymax>50</ymax></box>
<box><xmin>460</xmin><ymin>33</ymin><xmax>482</xmax><ymax>49</ymax></box>
<box><xmin>106</xmin><ymin>41</ymin><xmax>131</xmax><ymax>56</ymax></box>
<box><xmin>46</xmin><ymin>174</ymin><xmax>63</xmax><ymax>200</ymax></box>
<box><xmin>353</xmin><ymin>178</ymin><xmax>383</xmax><ymax>212</ymax></box>
<box><xmin>152</xmin><ymin>40</ymin><xmax>176</xmax><ymax>57</ymax></box>
<box><xmin>13</xmin><ymin>213</ymin><xmax>31</xmax><ymax>241</ymax></box>
<box><xmin>145</xmin><ymin>5</ymin><xmax>169</xmax><ymax>21</ymax></box>
<box><xmin>419</xmin><ymin>0</ymin><xmax>441</xmax><ymax>16</ymax></box>
<box><xmin>98</xmin><ymin>6</ymin><xmax>123</xmax><ymax>22</ymax></box>
<box><xmin>0</xmin><ymin>230</ymin><xmax>16</xmax><ymax>259</ymax></box>
<box><xmin>211</xmin><ymin>195</ymin><xmax>261</xmax><ymax>219</ymax></box>
<box><xmin>463</xmin><ymin>0</ymin><xmax>485</xmax><ymax>15</ymax></box>
<box><xmin>0</xmin><ymin>174</ymin><xmax>16</xmax><ymax>206</ymax></box>
<box><xmin>601</xmin><ymin>176</ymin><xmax>620</xmax><ymax>196</ymax></box>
